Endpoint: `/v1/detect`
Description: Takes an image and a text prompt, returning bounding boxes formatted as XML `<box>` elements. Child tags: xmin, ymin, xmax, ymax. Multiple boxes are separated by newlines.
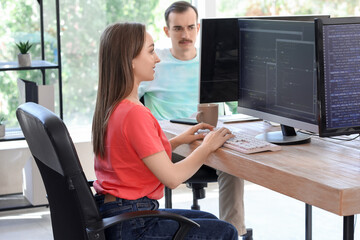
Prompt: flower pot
<box><xmin>0</xmin><ymin>125</ymin><xmax>5</xmax><ymax>138</ymax></box>
<box><xmin>18</xmin><ymin>53</ymin><xmax>31</xmax><ymax>67</ymax></box>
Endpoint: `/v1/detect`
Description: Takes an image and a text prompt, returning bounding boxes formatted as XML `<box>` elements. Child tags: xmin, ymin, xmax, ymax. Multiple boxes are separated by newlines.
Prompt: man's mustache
<box><xmin>179</xmin><ymin>39</ymin><xmax>192</xmax><ymax>44</ymax></box>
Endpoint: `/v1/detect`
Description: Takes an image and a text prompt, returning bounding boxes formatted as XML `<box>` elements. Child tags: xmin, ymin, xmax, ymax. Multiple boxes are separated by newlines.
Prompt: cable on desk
<box><xmin>297</xmin><ymin>130</ymin><xmax>360</xmax><ymax>141</ymax></box>
<box><xmin>328</xmin><ymin>134</ymin><xmax>360</xmax><ymax>141</ymax></box>
<box><xmin>297</xmin><ymin>130</ymin><xmax>316</xmax><ymax>136</ymax></box>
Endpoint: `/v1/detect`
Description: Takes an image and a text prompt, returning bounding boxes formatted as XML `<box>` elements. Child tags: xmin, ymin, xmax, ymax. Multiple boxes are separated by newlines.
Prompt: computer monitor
<box><xmin>199</xmin><ymin>15</ymin><xmax>330</xmax><ymax>104</ymax></box>
<box><xmin>237</xmin><ymin>19</ymin><xmax>318</xmax><ymax>144</ymax></box>
<box><xmin>315</xmin><ymin>17</ymin><xmax>360</xmax><ymax>137</ymax></box>
<box><xmin>199</xmin><ymin>18</ymin><xmax>239</xmax><ymax>103</ymax></box>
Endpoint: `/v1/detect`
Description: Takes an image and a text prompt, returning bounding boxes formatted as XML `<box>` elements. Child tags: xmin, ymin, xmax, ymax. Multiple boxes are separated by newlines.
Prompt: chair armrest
<box><xmin>86</xmin><ymin>210</ymin><xmax>199</xmax><ymax>240</ymax></box>
<box><xmin>87</xmin><ymin>180</ymin><xmax>94</xmax><ymax>187</ymax></box>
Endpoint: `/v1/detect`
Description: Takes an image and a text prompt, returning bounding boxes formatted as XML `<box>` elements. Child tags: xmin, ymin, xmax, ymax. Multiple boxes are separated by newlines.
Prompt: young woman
<box><xmin>92</xmin><ymin>22</ymin><xmax>238</xmax><ymax>240</ymax></box>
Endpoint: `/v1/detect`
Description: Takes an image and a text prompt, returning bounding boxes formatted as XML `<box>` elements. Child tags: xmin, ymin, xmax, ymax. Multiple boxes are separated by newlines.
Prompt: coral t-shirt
<box><xmin>93</xmin><ymin>99</ymin><xmax>172</xmax><ymax>200</ymax></box>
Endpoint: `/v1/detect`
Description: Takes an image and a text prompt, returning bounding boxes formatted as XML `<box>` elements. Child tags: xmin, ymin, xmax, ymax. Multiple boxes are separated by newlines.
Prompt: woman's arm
<box><xmin>143</xmin><ymin>127</ymin><xmax>234</xmax><ymax>189</ymax></box>
<box><xmin>168</xmin><ymin>122</ymin><xmax>214</xmax><ymax>150</ymax></box>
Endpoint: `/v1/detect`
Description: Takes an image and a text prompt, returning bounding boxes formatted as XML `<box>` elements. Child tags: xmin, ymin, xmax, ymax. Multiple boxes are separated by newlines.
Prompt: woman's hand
<box><xmin>200</xmin><ymin>127</ymin><xmax>235</xmax><ymax>153</ymax></box>
<box><xmin>169</xmin><ymin>122</ymin><xmax>214</xmax><ymax>149</ymax></box>
<box><xmin>160</xmin><ymin>126</ymin><xmax>234</xmax><ymax>188</ymax></box>
<box><xmin>169</xmin><ymin>123</ymin><xmax>234</xmax><ymax>152</ymax></box>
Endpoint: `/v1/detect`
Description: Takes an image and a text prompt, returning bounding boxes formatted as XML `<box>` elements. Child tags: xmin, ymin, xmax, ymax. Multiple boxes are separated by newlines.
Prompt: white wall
<box><xmin>194</xmin><ymin>0</ymin><xmax>217</xmax><ymax>18</ymax></box>
<box><xmin>0</xmin><ymin>130</ymin><xmax>95</xmax><ymax>196</ymax></box>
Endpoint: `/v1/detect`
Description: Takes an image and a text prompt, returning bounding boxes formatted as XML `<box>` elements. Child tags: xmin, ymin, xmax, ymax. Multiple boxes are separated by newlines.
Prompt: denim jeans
<box><xmin>96</xmin><ymin>195</ymin><xmax>238</xmax><ymax>240</ymax></box>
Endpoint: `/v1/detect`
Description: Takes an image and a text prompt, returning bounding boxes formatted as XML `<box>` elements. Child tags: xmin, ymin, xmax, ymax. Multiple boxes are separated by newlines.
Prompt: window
<box><xmin>0</xmin><ymin>0</ymin><xmax>358</xmax><ymax>131</ymax></box>
<box><xmin>215</xmin><ymin>0</ymin><xmax>360</xmax><ymax>17</ymax></box>
<box><xmin>0</xmin><ymin>0</ymin><xmax>183</xmax><ymax>130</ymax></box>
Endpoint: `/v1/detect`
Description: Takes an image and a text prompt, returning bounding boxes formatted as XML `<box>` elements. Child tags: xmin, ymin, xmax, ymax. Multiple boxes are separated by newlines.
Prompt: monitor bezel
<box><xmin>315</xmin><ymin>17</ymin><xmax>360</xmax><ymax>137</ymax></box>
<box><xmin>199</xmin><ymin>15</ymin><xmax>330</xmax><ymax>104</ymax></box>
<box><xmin>199</xmin><ymin>17</ymin><xmax>239</xmax><ymax>104</ymax></box>
<box><xmin>237</xmin><ymin>18</ymin><xmax>319</xmax><ymax>134</ymax></box>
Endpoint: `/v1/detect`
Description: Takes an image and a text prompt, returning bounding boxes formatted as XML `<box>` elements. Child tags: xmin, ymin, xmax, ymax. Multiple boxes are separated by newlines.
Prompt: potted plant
<box><xmin>0</xmin><ymin>116</ymin><xmax>5</xmax><ymax>138</ymax></box>
<box><xmin>16</xmin><ymin>40</ymin><xmax>33</xmax><ymax>67</ymax></box>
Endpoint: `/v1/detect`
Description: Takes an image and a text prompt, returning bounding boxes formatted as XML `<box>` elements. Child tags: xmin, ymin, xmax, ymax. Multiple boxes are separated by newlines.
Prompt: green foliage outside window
<box><xmin>0</xmin><ymin>0</ymin><xmax>358</xmax><ymax>130</ymax></box>
<box><xmin>216</xmin><ymin>0</ymin><xmax>360</xmax><ymax>17</ymax></box>
<box><xmin>0</xmin><ymin>0</ymin><xmax>162</xmax><ymax>128</ymax></box>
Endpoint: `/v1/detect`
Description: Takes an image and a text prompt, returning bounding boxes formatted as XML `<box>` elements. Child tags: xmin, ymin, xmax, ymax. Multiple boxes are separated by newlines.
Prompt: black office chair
<box><xmin>16</xmin><ymin>102</ymin><xmax>199</xmax><ymax>240</ymax></box>
<box><xmin>139</xmin><ymin>96</ymin><xmax>219</xmax><ymax>210</ymax></box>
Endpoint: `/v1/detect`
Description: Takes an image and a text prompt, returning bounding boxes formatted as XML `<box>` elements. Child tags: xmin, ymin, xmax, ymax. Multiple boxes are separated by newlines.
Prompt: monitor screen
<box><xmin>237</xmin><ymin>19</ymin><xmax>318</xmax><ymax>144</ymax></box>
<box><xmin>199</xmin><ymin>15</ymin><xmax>330</xmax><ymax>104</ymax></box>
<box><xmin>315</xmin><ymin>17</ymin><xmax>360</xmax><ymax>137</ymax></box>
<box><xmin>199</xmin><ymin>18</ymin><xmax>239</xmax><ymax>103</ymax></box>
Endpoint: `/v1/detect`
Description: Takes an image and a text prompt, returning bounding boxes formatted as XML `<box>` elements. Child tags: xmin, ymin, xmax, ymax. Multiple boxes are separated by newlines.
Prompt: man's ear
<box><xmin>196</xmin><ymin>23</ymin><xmax>200</xmax><ymax>34</ymax></box>
<box><xmin>164</xmin><ymin>26</ymin><xmax>170</xmax><ymax>37</ymax></box>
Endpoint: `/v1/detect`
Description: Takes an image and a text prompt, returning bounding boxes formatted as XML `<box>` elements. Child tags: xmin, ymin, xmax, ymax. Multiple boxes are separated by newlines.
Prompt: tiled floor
<box><xmin>0</xmin><ymin>181</ymin><xmax>359</xmax><ymax>239</ymax></box>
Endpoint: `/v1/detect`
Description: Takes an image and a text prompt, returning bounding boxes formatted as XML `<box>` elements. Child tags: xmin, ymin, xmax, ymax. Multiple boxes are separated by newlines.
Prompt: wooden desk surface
<box><xmin>160</xmin><ymin>120</ymin><xmax>360</xmax><ymax>216</ymax></box>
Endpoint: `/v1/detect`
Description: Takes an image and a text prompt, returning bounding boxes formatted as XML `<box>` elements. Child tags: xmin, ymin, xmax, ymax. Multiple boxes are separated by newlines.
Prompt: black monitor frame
<box><xmin>237</xmin><ymin>18</ymin><xmax>319</xmax><ymax>144</ymax></box>
<box><xmin>199</xmin><ymin>15</ymin><xmax>330</xmax><ymax>104</ymax></box>
<box><xmin>315</xmin><ymin>17</ymin><xmax>360</xmax><ymax>137</ymax></box>
<box><xmin>199</xmin><ymin>17</ymin><xmax>239</xmax><ymax>104</ymax></box>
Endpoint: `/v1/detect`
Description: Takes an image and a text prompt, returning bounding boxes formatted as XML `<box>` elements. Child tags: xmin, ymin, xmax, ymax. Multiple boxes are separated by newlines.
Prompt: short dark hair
<box><xmin>164</xmin><ymin>1</ymin><xmax>198</xmax><ymax>27</ymax></box>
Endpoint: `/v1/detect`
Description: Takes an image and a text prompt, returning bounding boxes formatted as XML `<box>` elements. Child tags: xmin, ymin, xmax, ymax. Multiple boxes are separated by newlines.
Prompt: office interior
<box><xmin>1</xmin><ymin>0</ymin><xmax>360</xmax><ymax>239</ymax></box>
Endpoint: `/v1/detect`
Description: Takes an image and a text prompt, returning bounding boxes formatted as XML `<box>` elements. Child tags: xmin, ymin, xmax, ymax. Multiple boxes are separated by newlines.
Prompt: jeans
<box><xmin>172</xmin><ymin>152</ymin><xmax>247</xmax><ymax>235</ymax></box>
<box><xmin>96</xmin><ymin>195</ymin><xmax>238</xmax><ymax>240</ymax></box>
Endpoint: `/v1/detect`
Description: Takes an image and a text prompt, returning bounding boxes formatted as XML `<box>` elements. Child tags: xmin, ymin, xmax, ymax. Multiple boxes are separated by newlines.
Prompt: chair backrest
<box><xmin>16</xmin><ymin>102</ymin><xmax>102</xmax><ymax>240</ymax></box>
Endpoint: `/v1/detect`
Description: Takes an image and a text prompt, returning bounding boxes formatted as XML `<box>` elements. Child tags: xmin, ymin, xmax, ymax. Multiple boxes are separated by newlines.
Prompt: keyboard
<box><xmin>224</xmin><ymin>131</ymin><xmax>281</xmax><ymax>154</ymax></box>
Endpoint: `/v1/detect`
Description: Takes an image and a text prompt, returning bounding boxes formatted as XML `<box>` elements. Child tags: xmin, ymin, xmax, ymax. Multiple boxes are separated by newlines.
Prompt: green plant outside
<box><xmin>16</xmin><ymin>40</ymin><xmax>33</xmax><ymax>54</ymax></box>
<box><xmin>0</xmin><ymin>0</ymin><xmax>358</xmax><ymax>129</ymax></box>
<box><xmin>0</xmin><ymin>116</ymin><xmax>5</xmax><ymax>125</ymax></box>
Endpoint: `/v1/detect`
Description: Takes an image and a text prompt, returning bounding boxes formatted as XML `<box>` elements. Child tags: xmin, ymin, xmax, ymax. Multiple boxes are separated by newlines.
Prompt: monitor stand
<box><xmin>255</xmin><ymin>125</ymin><xmax>311</xmax><ymax>145</ymax></box>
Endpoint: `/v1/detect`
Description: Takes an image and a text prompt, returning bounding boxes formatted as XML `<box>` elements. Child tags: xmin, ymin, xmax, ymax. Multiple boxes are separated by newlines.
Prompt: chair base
<box><xmin>187</xmin><ymin>183</ymin><xmax>206</xmax><ymax>210</ymax></box>
<box><xmin>166</xmin><ymin>153</ymin><xmax>218</xmax><ymax>210</ymax></box>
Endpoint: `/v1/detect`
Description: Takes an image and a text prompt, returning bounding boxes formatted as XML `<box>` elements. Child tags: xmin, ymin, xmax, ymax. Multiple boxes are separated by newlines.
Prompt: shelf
<box><xmin>0</xmin><ymin>0</ymin><xmax>63</xmax><ymax>124</ymax></box>
<box><xmin>0</xmin><ymin>128</ymin><xmax>24</xmax><ymax>142</ymax></box>
<box><xmin>0</xmin><ymin>0</ymin><xmax>62</xmax><ymax>213</ymax></box>
<box><xmin>0</xmin><ymin>193</ymin><xmax>48</xmax><ymax>212</ymax></box>
<box><xmin>0</xmin><ymin>60</ymin><xmax>58</xmax><ymax>71</ymax></box>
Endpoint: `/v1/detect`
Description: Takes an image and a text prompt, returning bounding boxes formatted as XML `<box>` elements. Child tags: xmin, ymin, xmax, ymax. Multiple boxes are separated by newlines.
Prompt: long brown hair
<box><xmin>92</xmin><ymin>22</ymin><xmax>146</xmax><ymax>157</ymax></box>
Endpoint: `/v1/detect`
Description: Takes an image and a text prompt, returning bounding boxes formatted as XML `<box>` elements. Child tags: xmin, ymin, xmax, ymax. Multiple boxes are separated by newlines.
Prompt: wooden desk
<box><xmin>160</xmin><ymin>120</ymin><xmax>360</xmax><ymax>240</ymax></box>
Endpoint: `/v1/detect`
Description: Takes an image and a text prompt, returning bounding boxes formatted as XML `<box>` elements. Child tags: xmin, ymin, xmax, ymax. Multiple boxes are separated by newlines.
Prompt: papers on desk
<box><xmin>219</xmin><ymin>114</ymin><xmax>260</xmax><ymax>124</ymax></box>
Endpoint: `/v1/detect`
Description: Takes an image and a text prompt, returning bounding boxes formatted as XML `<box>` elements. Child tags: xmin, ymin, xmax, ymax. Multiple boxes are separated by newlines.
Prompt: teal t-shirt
<box><xmin>138</xmin><ymin>48</ymin><xmax>237</xmax><ymax>120</ymax></box>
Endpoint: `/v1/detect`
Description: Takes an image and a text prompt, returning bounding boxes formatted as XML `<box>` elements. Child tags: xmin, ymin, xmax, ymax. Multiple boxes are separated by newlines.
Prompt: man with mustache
<box><xmin>139</xmin><ymin>1</ymin><xmax>252</xmax><ymax>239</ymax></box>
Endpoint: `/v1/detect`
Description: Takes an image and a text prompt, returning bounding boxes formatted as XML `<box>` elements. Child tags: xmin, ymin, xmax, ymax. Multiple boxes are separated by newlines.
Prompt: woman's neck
<box><xmin>125</xmin><ymin>82</ymin><xmax>142</xmax><ymax>105</ymax></box>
